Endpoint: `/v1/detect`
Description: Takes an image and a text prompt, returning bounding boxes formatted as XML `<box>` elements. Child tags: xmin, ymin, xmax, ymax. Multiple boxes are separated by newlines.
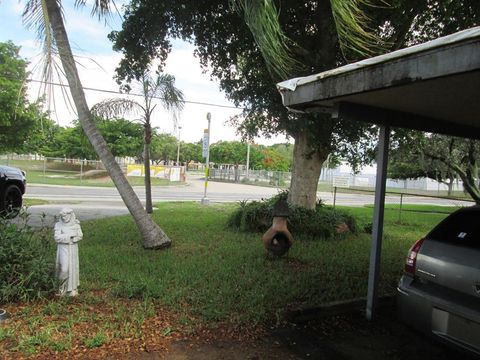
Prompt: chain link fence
<box><xmin>208</xmin><ymin>164</ymin><xmax>475</xmax><ymax>214</ymax></box>
<box><xmin>209</xmin><ymin>168</ymin><xmax>291</xmax><ymax>187</ymax></box>
<box><xmin>1</xmin><ymin>154</ymin><xmax>112</xmax><ymax>181</ymax></box>
<box><xmin>330</xmin><ymin>186</ymin><xmax>475</xmax><ymax>220</ymax></box>
<box><xmin>0</xmin><ymin>154</ymin><xmax>184</xmax><ymax>184</ymax></box>
<box><xmin>210</xmin><ymin>166</ymin><xmax>470</xmax><ymax>199</ymax></box>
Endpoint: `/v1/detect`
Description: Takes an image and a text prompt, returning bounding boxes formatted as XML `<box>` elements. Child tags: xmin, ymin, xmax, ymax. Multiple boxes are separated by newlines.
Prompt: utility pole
<box><xmin>201</xmin><ymin>113</ymin><xmax>211</xmax><ymax>205</ymax></box>
<box><xmin>176</xmin><ymin>126</ymin><xmax>182</xmax><ymax>164</ymax></box>
<box><xmin>246</xmin><ymin>141</ymin><xmax>251</xmax><ymax>179</ymax></box>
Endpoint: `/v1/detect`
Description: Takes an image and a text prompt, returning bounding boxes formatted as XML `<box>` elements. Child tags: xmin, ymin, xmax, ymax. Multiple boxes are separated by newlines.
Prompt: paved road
<box><xmin>26</xmin><ymin>177</ymin><xmax>472</xmax><ymax>206</ymax></box>
<box><xmin>25</xmin><ymin>178</ymin><xmax>280</xmax><ymax>203</ymax></box>
<box><xmin>19</xmin><ymin>176</ymin><xmax>473</xmax><ymax>229</ymax></box>
<box><xmin>20</xmin><ymin>177</ymin><xmax>280</xmax><ymax>228</ymax></box>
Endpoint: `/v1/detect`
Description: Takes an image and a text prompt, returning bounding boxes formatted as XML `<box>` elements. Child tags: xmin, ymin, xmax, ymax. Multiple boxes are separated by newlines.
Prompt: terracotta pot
<box><xmin>262</xmin><ymin>216</ymin><xmax>293</xmax><ymax>257</ymax></box>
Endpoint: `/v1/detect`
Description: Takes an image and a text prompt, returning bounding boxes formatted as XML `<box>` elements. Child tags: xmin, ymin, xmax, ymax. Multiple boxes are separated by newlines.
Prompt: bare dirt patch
<box><xmin>2</xmin><ymin>297</ymin><xmax>475</xmax><ymax>360</ymax></box>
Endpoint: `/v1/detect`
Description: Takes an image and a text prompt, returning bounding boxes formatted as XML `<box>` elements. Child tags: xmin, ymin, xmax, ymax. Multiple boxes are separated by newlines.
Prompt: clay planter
<box><xmin>262</xmin><ymin>216</ymin><xmax>293</xmax><ymax>257</ymax></box>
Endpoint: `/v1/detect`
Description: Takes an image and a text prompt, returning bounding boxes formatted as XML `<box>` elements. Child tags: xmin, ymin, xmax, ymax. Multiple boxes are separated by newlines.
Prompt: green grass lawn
<box><xmin>78</xmin><ymin>202</ymin><xmax>449</xmax><ymax>324</ymax></box>
<box><xmin>25</xmin><ymin>170</ymin><xmax>182</xmax><ymax>187</ymax></box>
<box><xmin>23</xmin><ymin>198</ymin><xmax>49</xmax><ymax>206</ymax></box>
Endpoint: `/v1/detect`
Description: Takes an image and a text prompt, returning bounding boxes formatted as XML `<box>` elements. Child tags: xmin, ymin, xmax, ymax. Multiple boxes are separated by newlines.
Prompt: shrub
<box><xmin>0</xmin><ymin>220</ymin><xmax>56</xmax><ymax>303</ymax></box>
<box><xmin>363</xmin><ymin>222</ymin><xmax>373</xmax><ymax>234</ymax></box>
<box><xmin>227</xmin><ymin>192</ymin><xmax>357</xmax><ymax>239</ymax></box>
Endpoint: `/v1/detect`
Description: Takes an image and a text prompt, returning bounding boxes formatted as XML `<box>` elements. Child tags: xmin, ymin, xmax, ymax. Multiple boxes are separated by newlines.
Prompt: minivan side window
<box><xmin>428</xmin><ymin>210</ymin><xmax>479</xmax><ymax>248</ymax></box>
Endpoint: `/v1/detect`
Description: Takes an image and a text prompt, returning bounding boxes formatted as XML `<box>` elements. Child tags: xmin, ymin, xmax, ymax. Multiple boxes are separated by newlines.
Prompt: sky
<box><xmin>0</xmin><ymin>1</ymin><xmax>288</xmax><ymax>145</ymax></box>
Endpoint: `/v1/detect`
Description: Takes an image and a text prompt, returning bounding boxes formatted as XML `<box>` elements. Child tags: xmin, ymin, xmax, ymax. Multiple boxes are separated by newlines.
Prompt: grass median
<box><xmin>0</xmin><ymin>202</ymin><xmax>452</xmax><ymax>357</ymax></box>
<box><xmin>25</xmin><ymin>170</ymin><xmax>181</xmax><ymax>187</ymax></box>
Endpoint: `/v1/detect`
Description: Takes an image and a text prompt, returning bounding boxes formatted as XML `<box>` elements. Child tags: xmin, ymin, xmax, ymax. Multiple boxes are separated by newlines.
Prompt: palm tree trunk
<box><xmin>45</xmin><ymin>0</ymin><xmax>170</xmax><ymax>249</ymax></box>
<box><xmin>144</xmin><ymin>123</ymin><xmax>153</xmax><ymax>213</ymax></box>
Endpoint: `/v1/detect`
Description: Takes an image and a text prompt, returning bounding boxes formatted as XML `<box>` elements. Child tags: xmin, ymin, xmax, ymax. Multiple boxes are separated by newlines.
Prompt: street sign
<box><xmin>202</xmin><ymin>129</ymin><xmax>209</xmax><ymax>158</ymax></box>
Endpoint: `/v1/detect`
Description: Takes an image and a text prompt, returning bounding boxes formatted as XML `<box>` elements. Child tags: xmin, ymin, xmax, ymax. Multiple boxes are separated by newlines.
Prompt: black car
<box><xmin>0</xmin><ymin>165</ymin><xmax>26</xmax><ymax>218</ymax></box>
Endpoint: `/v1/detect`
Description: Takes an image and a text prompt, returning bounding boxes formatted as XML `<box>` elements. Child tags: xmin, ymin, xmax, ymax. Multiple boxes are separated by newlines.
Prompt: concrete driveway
<box><xmin>12</xmin><ymin>202</ymin><xmax>131</xmax><ymax>229</ymax></box>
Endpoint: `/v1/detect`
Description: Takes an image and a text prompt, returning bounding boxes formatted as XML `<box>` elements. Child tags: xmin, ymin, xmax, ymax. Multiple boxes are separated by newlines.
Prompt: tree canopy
<box><xmin>150</xmin><ymin>133</ymin><xmax>177</xmax><ymax>164</ymax></box>
<box><xmin>180</xmin><ymin>141</ymin><xmax>203</xmax><ymax>164</ymax></box>
<box><xmin>111</xmin><ymin>0</ymin><xmax>479</xmax><ymax>145</ymax></box>
<box><xmin>110</xmin><ymin>0</ymin><xmax>480</xmax><ymax>209</ymax></box>
<box><xmin>0</xmin><ymin>41</ymin><xmax>46</xmax><ymax>153</ymax></box>
<box><xmin>390</xmin><ymin>132</ymin><xmax>480</xmax><ymax>203</ymax></box>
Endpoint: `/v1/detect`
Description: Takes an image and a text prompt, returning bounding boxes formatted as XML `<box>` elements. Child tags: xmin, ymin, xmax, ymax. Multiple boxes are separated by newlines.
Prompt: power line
<box><xmin>27</xmin><ymin>78</ymin><xmax>244</xmax><ymax>110</ymax></box>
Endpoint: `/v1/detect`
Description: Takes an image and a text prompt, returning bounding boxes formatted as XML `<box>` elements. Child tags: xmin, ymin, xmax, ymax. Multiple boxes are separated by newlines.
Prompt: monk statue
<box><xmin>54</xmin><ymin>208</ymin><xmax>83</xmax><ymax>296</ymax></box>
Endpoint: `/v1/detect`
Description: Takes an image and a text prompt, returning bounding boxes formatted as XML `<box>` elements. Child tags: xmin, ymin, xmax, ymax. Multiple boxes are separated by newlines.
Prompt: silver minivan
<box><xmin>397</xmin><ymin>206</ymin><xmax>480</xmax><ymax>357</ymax></box>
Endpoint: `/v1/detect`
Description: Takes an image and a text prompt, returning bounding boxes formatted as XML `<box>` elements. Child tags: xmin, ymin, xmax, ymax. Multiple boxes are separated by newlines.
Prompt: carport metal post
<box><xmin>366</xmin><ymin>124</ymin><xmax>390</xmax><ymax>320</ymax></box>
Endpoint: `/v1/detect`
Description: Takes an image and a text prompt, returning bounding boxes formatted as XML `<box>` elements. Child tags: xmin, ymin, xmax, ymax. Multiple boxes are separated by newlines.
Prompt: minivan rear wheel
<box><xmin>0</xmin><ymin>184</ymin><xmax>23</xmax><ymax>218</ymax></box>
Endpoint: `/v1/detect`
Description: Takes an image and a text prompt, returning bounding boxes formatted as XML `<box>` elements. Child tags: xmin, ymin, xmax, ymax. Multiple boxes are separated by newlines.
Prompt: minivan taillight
<box><xmin>404</xmin><ymin>238</ymin><xmax>425</xmax><ymax>276</ymax></box>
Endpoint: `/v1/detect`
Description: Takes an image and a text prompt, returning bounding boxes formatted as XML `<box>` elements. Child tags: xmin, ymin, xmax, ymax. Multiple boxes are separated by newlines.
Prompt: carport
<box><xmin>277</xmin><ymin>27</ymin><xmax>480</xmax><ymax>320</ymax></box>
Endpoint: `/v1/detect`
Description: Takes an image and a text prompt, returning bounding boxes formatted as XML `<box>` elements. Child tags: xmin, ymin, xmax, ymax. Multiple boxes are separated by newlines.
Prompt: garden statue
<box><xmin>262</xmin><ymin>198</ymin><xmax>293</xmax><ymax>257</ymax></box>
<box><xmin>54</xmin><ymin>208</ymin><xmax>82</xmax><ymax>296</ymax></box>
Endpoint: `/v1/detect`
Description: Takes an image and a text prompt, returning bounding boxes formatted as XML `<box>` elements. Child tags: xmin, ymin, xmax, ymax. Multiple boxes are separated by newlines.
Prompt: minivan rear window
<box><xmin>428</xmin><ymin>210</ymin><xmax>480</xmax><ymax>248</ymax></box>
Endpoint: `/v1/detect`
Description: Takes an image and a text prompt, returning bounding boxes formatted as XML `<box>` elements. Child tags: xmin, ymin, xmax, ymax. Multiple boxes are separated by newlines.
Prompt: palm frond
<box><xmin>22</xmin><ymin>1</ymin><xmax>118</xmax><ymax>120</ymax></box>
<box><xmin>152</xmin><ymin>73</ymin><xmax>185</xmax><ymax>114</ymax></box>
<box><xmin>91</xmin><ymin>98</ymin><xmax>144</xmax><ymax>120</ymax></box>
<box><xmin>22</xmin><ymin>1</ymin><xmax>77</xmax><ymax>119</ymax></box>
<box><xmin>331</xmin><ymin>0</ymin><xmax>386</xmax><ymax>58</ymax></box>
<box><xmin>74</xmin><ymin>0</ymin><xmax>113</xmax><ymax>19</ymax></box>
<box><xmin>230</xmin><ymin>0</ymin><xmax>300</xmax><ymax>79</ymax></box>
<box><xmin>232</xmin><ymin>0</ymin><xmax>386</xmax><ymax>78</ymax></box>
<box><xmin>23</xmin><ymin>0</ymin><xmax>57</xmax><ymax>79</ymax></box>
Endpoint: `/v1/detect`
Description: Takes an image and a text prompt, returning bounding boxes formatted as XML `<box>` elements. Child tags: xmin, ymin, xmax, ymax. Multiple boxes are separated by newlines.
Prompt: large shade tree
<box><xmin>390</xmin><ymin>132</ymin><xmax>480</xmax><ymax>203</ymax></box>
<box><xmin>22</xmin><ymin>0</ymin><xmax>171</xmax><ymax>249</ymax></box>
<box><xmin>50</xmin><ymin>118</ymin><xmax>144</xmax><ymax>159</ymax></box>
<box><xmin>179</xmin><ymin>141</ymin><xmax>203</xmax><ymax>165</ymax></box>
<box><xmin>92</xmin><ymin>72</ymin><xmax>184</xmax><ymax>213</ymax></box>
<box><xmin>0</xmin><ymin>41</ymin><xmax>45</xmax><ymax>153</ymax></box>
<box><xmin>422</xmin><ymin>136</ymin><xmax>480</xmax><ymax>204</ymax></box>
<box><xmin>150</xmin><ymin>133</ymin><xmax>178</xmax><ymax>164</ymax></box>
<box><xmin>111</xmin><ymin>0</ymin><xmax>480</xmax><ymax>209</ymax></box>
<box><xmin>388</xmin><ymin>132</ymin><xmax>459</xmax><ymax>196</ymax></box>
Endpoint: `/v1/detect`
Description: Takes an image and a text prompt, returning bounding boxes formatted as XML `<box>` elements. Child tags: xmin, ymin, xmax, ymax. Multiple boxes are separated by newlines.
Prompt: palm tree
<box><xmin>22</xmin><ymin>0</ymin><xmax>171</xmax><ymax>249</ymax></box>
<box><xmin>91</xmin><ymin>72</ymin><xmax>185</xmax><ymax>213</ymax></box>
<box><xmin>231</xmin><ymin>0</ymin><xmax>383</xmax><ymax>79</ymax></box>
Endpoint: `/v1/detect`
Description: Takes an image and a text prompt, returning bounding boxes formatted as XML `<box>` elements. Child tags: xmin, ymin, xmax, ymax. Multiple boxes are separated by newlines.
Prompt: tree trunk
<box><xmin>46</xmin><ymin>0</ymin><xmax>170</xmax><ymax>249</ymax></box>
<box><xmin>461</xmin><ymin>178</ymin><xmax>480</xmax><ymax>204</ymax></box>
<box><xmin>288</xmin><ymin>132</ymin><xmax>326</xmax><ymax>209</ymax></box>
<box><xmin>234</xmin><ymin>164</ymin><xmax>239</xmax><ymax>183</ymax></box>
<box><xmin>282</xmin><ymin>1</ymin><xmax>337</xmax><ymax>210</ymax></box>
<box><xmin>447</xmin><ymin>178</ymin><xmax>454</xmax><ymax>196</ymax></box>
<box><xmin>144</xmin><ymin>123</ymin><xmax>153</xmax><ymax>213</ymax></box>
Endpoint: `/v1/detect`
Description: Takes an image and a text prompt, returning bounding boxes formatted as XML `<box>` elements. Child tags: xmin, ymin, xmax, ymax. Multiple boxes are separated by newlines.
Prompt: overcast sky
<box><xmin>0</xmin><ymin>1</ymin><xmax>288</xmax><ymax>145</ymax></box>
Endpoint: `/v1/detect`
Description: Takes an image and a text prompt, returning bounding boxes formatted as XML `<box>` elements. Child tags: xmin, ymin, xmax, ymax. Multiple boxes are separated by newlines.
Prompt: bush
<box><xmin>0</xmin><ymin>220</ymin><xmax>56</xmax><ymax>303</ymax></box>
<box><xmin>363</xmin><ymin>222</ymin><xmax>373</xmax><ymax>234</ymax></box>
<box><xmin>227</xmin><ymin>192</ymin><xmax>357</xmax><ymax>239</ymax></box>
